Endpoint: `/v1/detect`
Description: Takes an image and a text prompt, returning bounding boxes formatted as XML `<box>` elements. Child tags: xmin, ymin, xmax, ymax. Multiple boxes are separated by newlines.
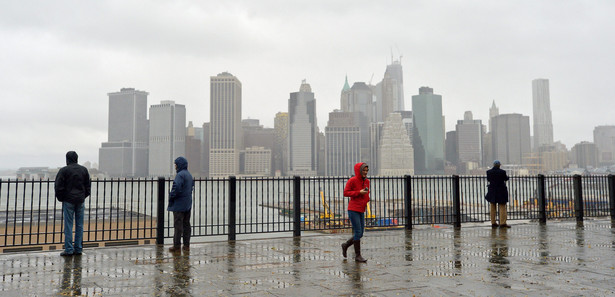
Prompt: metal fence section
<box><xmin>0</xmin><ymin>177</ymin><xmax>158</xmax><ymax>249</ymax></box>
<box><xmin>2</xmin><ymin>174</ymin><xmax>615</xmax><ymax>250</ymax></box>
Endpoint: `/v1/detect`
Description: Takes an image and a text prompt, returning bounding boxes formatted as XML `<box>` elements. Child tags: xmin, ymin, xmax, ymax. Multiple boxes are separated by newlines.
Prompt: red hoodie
<box><xmin>344</xmin><ymin>162</ymin><xmax>370</xmax><ymax>213</ymax></box>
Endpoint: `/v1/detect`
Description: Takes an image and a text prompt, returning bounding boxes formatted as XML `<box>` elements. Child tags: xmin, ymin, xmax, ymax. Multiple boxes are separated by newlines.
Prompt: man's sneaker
<box><xmin>499</xmin><ymin>224</ymin><xmax>511</xmax><ymax>228</ymax></box>
<box><xmin>60</xmin><ymin>251</ymin><xmax>73</xmax><ymax>257</ymax></box>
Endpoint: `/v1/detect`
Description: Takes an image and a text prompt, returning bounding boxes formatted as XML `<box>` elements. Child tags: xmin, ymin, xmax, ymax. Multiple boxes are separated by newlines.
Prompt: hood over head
<box><xmin>66</xmin><ymin>151</ymin><xmax>78</xmax><ymax>165</ymax></box>
<box><xmin>353</xmin><ymin>162</ymin><xmax>368</xmax><ymax>179</ymax></box>
<box><xmin>175</xmin><ymin>156</ymin><xmax>188</xmax><ymax>172</ymax></box>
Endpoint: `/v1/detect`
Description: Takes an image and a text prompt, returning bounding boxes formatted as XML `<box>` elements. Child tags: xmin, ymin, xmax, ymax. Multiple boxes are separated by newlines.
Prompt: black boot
<box><xmin>354</xmin><ymin>240</ymin><xmax>367</xmax><ymax>263</ymax></box>
<box><xmin>341</xmin><ymin>237</ymin><xmax>354</xmax><ymax>258</ymax></box>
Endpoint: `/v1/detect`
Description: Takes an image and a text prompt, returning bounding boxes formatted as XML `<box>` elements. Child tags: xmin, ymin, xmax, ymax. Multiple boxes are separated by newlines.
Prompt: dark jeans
<box><xmin>348</xmin><ymin>210</ymin><xmax>365</xmax><ymax>241</ymax></box>
<box><xmin>173</xmin><ymin>211</ymin><xmax>191</xmax><ymax>247</ymax></box>
<box><xmin>63</xmin><ymin>202</ymin><xmax>85</xmax><ymax>254</ymax></box>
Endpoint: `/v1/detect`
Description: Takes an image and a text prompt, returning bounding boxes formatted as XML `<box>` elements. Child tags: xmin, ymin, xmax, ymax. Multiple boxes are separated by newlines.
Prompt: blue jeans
<box><xmin>348</xmin><ymin>210</ymin><xmax>365</xmax><ymax>241</ymax></box>
<box><xmin>63</xmin><ymin>202</ymin><xmax>85</xmax><ymax>254</ymax></box>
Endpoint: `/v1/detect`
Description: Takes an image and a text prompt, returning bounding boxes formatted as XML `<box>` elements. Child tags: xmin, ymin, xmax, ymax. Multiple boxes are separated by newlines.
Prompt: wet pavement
<box><xmin>1</xmin><ymin>219</ymin><xmax>615</xmax><ymax>296</ymax></box>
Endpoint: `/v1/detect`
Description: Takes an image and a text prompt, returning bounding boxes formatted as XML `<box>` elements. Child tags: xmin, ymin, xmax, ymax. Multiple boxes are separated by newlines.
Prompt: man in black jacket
<box><xmin>55</xmin><ymin>151</ymin><xmax>91</xmax><ymax>256</ymax></box>
<box><xmin>485</xmin><ymin>160</ymin><xmax>510</xmax><ymax>228</ymax></box>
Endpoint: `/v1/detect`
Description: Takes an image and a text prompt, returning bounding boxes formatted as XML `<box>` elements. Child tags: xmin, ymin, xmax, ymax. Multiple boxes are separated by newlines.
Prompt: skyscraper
<box><xmin>288</xmin><ymin>80</ymin><xmax>318</xmax><ymax>176</ymax></box>
<box><xmin>99</xmin><ymin>88</ymin><xmax>149</xmax><ymax>177</ymax></box>
<box><xmin>374</xmin><ymin>58</ymin><xmax>405</xmax><ymax>123</ymax></box>
<box><xmin>273</xmin><ymin>112</ymin><xmax>289</xmax><ymax>176</ymax></box>
<box><xmin>491</xmin><ymin>113</ymin><xmax>531</xmax><ymax>165</ymax></box>
<box><xmin>593</xmin><ymin>125</ymin><xmax>615</xmax><ymax>166</ymax></box>
<box><xmin>148</xmin><ymin>100</ymin><xmax>186</xmax><ymax>177</ymax></box>
<box><xmin>412</xmin><ymin>87</ymin><xmax>445</xmax><ymax>174</ymax></box>
<box><xmin>378</xmin><ymin>112</ymin><xmax>413</xmax><ymax>176</ymax></box>
<box><xmin>456</xmin><ymin>111</ymin><xmax>483</xmax><ymax>172</ymax></box>
<box><xmin>209</xmin><ymin>72</ymin><xmax>242</xmax><ymax>177</ymax></box>
<box><xmin>532</xmin><ymin>79</ymin><xmax>554</xmax><ymax>149</ymax></box>
<box><xmin>325</xmin><ymin>111</ymin><xmax>362</xmax><ymax>176</ymax></box>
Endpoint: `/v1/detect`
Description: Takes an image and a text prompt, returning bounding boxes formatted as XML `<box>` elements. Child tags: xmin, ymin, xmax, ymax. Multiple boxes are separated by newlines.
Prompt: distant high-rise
<box><xmin>185</xmin><ymin>121</ymin><xmax>202</xmax><ymax>177</ymax></box>
<box><xmin>593</xmin><ymin>125</ymin><xmax>615</xmax><ymax>166</ymax></box>
<box><xmin>571</xmin><ymin>141</ymin><xmax>598</xmax><ymax>169</ymax></box>
<box><xmin>374</xmin><ymin>58</ymin><xmax>404</xmax><ymax>122</ymax></box>
<box><xmin>491</xmin><ymin>113</ymin><xmax>531</xmax><ymax>165</ymax></box>
<box><xmin>489</xmin><ymin>100</ymin><xmax>499</xmax><ymax>133</ymax></box>
<box><xmin>273</xmin><ymin>112</ymin><xmax>289</xmax><ymax>176</ymax></box>
<box><xmin>99</xmin><ymin>88</ymin><xmax>149</xmax><ymax>177</ymax></box>
<box><xmin>325</xmin><ymin>111</ymin><xmax>362</xmax><ymax>176</ymax></box>
<box><xmin>412</xmin><ymin>87</ymin><xmax>445</xmax><ymax>174</ymax></box>
<box><xmin>288</xmin><ymin>80</ymin><xmax>318</xmax><ymax>176</ymax></box>
<box><xmin>456</xmin><ymin>111</ymin><xmax>483</xmax><ymax>171</ymax></box>
<box><xmin>532</xmin><ymin>79</ymin><xmax>554</xmax><ymax>149</ymax></box>
<box><xmin>378</xmin><ymin>113</ymin><xmax>413</xmax><ymax>176</ymax></box>
<box><xmin>148</xmin><ymin>100</ymin><xmax>186</xmax><ymax>177</ymax></box>
<box><xmin>242</xmin><ymin>119</ymin><xmax>274</xmax><ymax>176</ymax></box>
<box><xmin>209</xmin><ymin>72</ymin><xmax>242</xmax><ymax>177</ymax></box>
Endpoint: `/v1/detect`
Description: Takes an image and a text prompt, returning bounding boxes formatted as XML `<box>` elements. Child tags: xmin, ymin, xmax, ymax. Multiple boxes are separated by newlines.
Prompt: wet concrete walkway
<box><xmin>1</xmin><ymin>219</ymin><xmax>614</xmax><ymax>296</ymax></box>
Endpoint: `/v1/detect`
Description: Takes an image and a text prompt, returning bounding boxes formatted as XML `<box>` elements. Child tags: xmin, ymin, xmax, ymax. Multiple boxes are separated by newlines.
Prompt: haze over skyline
<box><xmin>1</xmin><ymin>1</ymin><xmax>614</xmax><ymax>169</ymax></box>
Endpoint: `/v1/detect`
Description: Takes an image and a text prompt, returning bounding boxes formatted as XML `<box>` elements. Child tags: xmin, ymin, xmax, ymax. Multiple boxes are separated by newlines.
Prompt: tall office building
<box><xmin>412</xmin><ymin>87</ymin><xmax>445</xmax><ymax>174</ymax></box>
<box><xmin>369</xmin><ymin>122</ymin><xmax>385</xmax><ymax>176</ymax></box>
<box><xmin>99</xmin><ymin>88</ymin><xmax>149</xmax><ymax>177</ymax></box>
<box><xmin>571</xmin><ymin>141</ymin><xmax>598</xmax><ymax>169</ymax></box>
<box><xmin>242</xmin><ymin>119</ymin><xmax>275</xmax><ymax>176</ymax></box>
<box><xmin>148</xmin><ymin>100</ymin><xmax>186</xmax><ymax>177</ymax></box>
<box><xmin>288</xmin><ymin>80</ymin><xmax>318</xmax><ymax>176</ymax></box>
<box><xmin>456</xmin><ymin>111</ymin><xmax>483</xmax><ymax>171</ymax></box>
<box><xmin>185</xmin><ymin>121</ymin><xmax>202</xmax><ymax>177</ymax></box>
<box><xmin>382</xmin><ymin>59</ymin><xmax>404</xmax><ymax>114</ymax></box>
<box><xmin>491</xmin><ymin>113</ymin><xmax>531</xmax><ymax>165</ymax></box>
<box><xmin>378</xmin><ymin>113</ymin><xmax>413</xmax><ymax>176</ymax></box>
<box><xmin>340</xmin><ymin>76</ymin><xmax>352</xmax><ymax>112</ymax></box>
<box><xmin>209</xmin><ymin>72</ymin><xmax>242</xmax><ymax>177</ymax></box>
<box><xmin>532</xmin><ymin>79</ymin><xmax>554</xmax><ymax>149</ymax></box>
<box><xmin>273</xmin><ymin>112</ymin><xmax>289</xmax><ymax>176</ymax></box>
<box><xmin>593</xmin><ymin>125</ymin><xmax>615</xmax><ymax>166</ymax></box>
<box><xmin>325</xmin><ymin>111</ymin><xmax>362</xmax><ymax>176</ymax></box>
<box><xmin>201</xmin><ymin>122</ymin><xmax>210</xmax><ymax>176</ymax></box>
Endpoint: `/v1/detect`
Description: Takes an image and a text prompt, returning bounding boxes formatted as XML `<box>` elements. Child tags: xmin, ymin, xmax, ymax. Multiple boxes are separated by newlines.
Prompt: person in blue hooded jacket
<box><xmin>168</xmin><ymin>156</ymin><xmax>194</xmax><ymax>252</ymax></box>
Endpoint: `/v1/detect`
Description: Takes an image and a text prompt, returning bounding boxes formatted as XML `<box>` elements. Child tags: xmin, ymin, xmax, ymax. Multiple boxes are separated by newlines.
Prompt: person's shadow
<box><xmin>342</xmin><ymin>260</ymin><xmax>364</xmax><ymax>294</ymax></box>
<box><xmin>59</xmin><ymin>255</ymin><xmax>82</xmax><ymax>296</ymax></box>
<box><xmin>167</xmin><ymin>250</ymin><xmax>192</xmax><ymax>297</ymax></box>
<box><xmin>488</xmin><ymin>228</ymin><xmax>510</xmax><ymax>281</ymax></box>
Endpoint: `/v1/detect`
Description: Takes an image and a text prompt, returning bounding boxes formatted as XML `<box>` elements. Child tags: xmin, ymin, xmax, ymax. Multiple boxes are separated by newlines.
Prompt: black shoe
<box><xmin>169</xmin><ymin>246</ymin><xmax>181</xmax><ymax>253</ymax></box>
<box><xmin>491</xmin><ymin>224</ymin><xmax>499</xmax><ymax>228</ymax></box>
<box><xmin>60</xmin><ymin>251</ymin><xmax>73</xmax><ymax>257</ymax></box>
<box><xmin>74</xmin><ymin>251</ymin><xmax>82</xmax><ymax>256</ymax></box>
<box><xmin>499</xmin><ymin>224</ymin><xmax>511</xmax><ymax>228</ymax></box>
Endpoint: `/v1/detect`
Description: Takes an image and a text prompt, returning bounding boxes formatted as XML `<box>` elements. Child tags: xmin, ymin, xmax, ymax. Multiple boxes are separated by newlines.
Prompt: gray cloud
<box><xmin>1</xmin><ymin>0</ymin><xmax>614</xmax><ymax>169</ymax></box>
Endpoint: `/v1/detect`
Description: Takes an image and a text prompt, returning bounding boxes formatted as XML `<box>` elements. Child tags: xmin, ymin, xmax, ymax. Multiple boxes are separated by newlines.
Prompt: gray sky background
<box><xmin>1</xmin><ymin>0</ymin><xmax>614</xmax><ymax>170</ymax></box>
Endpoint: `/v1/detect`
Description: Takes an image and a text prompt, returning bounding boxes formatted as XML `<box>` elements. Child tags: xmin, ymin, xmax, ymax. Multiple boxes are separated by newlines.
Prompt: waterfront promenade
<box><xmin>1</xmin><ymin>218</ymin><xmax>614</xmax><ymax>296</ymax></box>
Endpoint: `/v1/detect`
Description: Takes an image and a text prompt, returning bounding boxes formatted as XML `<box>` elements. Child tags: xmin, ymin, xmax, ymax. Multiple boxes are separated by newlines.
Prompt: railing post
<box><xmin>452</xmin><ymin>175</ymin><xmax>461</xmax><ymax>228</ymax></box>
<box><xmin>228</xmin><ymin>176</ymin><xmax>236</xmax><ymax>241</ymax></box>
<box><xmin>404</xmin><ymin>175</ymin><xmax>412</xmax><ymax>230</ymax></box>
<box><xmin>537</xmin><ymin>174</ymin><xmax>546</xmax><ymax>224</ymax></box>
<box><xmin>156</xmin><ymin>177</ymin><xmax>165</xmax><ymax>245</ymax></box>
<box><xmin>573</xmin><ymin>174</ymin><xmax>584</xmax><ymax>222</ymax></box>
<box><xmin>293</xmin><ymin>176</ymin><xmax>301</xmax><ymax>237</ymax></box>
<box><xmin>608</xmin><ymin>174</ymin><xmax>615</xmax><ymax>220</ymax></box>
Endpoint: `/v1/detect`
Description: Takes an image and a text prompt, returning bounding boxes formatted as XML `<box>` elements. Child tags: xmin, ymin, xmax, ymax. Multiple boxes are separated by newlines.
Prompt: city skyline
<box><xmin>2</xmin><ymin>1</ymin><xmax>615</xmax><ymax>169</ymax></box>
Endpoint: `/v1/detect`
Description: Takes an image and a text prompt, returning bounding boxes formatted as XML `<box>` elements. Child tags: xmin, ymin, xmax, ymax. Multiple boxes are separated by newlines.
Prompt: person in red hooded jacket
<box><xmin>341</xmin><ymin>162</ymin><xmax>370</xmax><ymax>262</ymax></box>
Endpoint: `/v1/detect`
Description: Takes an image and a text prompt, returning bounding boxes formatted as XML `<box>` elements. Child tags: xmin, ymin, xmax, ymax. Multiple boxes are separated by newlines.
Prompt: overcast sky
<box><xmin>1</xmin><ymin>0</ymin><xmax>614</xmax><ymax>170</ymax></box>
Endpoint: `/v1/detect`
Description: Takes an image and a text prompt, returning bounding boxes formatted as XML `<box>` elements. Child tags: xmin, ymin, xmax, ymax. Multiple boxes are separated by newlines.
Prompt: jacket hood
<box><xmin>66</xmin><ymin>151</ymin><xmax>78</xmax><ymax>165</ymax></box>
<box><xmin>175</xmin><ymin>156</ymin><xmax>188</xmax><ymax>172</ymax></box>
<box><xmin>354</xmin><ymin>162</ymin><xmax>368</xmax><ymax>179</ymax></box>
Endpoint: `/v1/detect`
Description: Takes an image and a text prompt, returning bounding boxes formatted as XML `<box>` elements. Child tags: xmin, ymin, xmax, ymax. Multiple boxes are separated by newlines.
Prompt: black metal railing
<box><xmin>1</xmin><ymin>174</ymin><xmax>615</xmax><ymax>250</ymax></box>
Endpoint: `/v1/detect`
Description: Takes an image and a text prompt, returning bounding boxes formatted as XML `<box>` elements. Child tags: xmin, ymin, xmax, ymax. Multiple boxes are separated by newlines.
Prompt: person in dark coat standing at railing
<box><xmin>168</xmin><ymin>156</ymin><xmax>194</xmax><ymax>253</ymax></box>
<box><xmin>485</xmin><ymin>160</ymin><xmax>510</xmax><ymax>228</ymax></box>
<box><xmin>55</xmin><ymin>151</ymin><xmax>91</xmax><ymax>256</ymax></box>
<box><xmin>341</xmin><ymin>162</ymin><xmax>370</xmax><ymax>263</ymax></box>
